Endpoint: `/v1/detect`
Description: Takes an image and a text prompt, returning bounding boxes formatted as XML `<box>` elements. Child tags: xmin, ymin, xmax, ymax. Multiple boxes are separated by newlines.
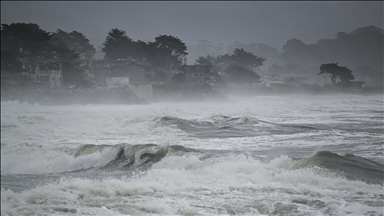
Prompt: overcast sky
<box><xmin>1</xmin><ymin>1</ymin><xmax>383</xmax><ymax>59</ymax></box>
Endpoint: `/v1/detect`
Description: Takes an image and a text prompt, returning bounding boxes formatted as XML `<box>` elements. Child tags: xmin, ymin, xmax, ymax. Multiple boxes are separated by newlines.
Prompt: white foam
<box><xmin>2</xmin><ymin>154</ymin><xmax>382</xmax><ymax>215</ymax></box>
<box><xmin>2</xmin><ymin>94</ymin><xmax>383</xmax><ymax>215</ymax></box>
<box><xmin>1</xmin><ymin>145</ymin><xmax>120</xmax><ymax>175</ymax></box>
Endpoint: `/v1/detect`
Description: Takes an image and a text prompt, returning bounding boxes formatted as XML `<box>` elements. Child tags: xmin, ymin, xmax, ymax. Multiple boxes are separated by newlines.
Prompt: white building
<box><xmin>32</xmin><ymin>69</ymin><xmax>62</xmax><ymax>87</ymax></box>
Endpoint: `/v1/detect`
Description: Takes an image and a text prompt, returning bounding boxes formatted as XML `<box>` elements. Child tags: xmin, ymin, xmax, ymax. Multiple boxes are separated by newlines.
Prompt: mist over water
<box><xmin>1</xmin><ymin>94</ymin><xmax>383</xmax><ymax>215</ymax></box>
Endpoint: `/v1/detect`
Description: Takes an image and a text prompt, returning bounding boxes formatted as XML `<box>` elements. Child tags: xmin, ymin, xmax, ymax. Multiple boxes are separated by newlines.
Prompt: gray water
<box><xmin>1</xmin><ymin>94</ymin><xmax>383</xmax><ymax>215</ymax></box>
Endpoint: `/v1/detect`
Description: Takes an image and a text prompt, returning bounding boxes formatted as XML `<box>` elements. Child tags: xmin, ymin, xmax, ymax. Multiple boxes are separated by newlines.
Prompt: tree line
<box><xmin>1</xmin><ymin>23</ymin><xmax>96</xmax><ymax>87</ymax></box>
<box><xmin>195</xmin><ymin>49</ymin><xmax>265</xmax><ymax>84</ymax></box>
<box><xmin>1</xmin><ymin>22</ymin><xmax>382</xmax><ymax>87</ymax></box>
<box><xmin>271</xmin><ymin>26</ymin><xmax>383</xmax><ymax>87</ymax></box>
<box><xmin>0</xmin><ymin>23</ymin><xmax>190</xmax><ymax>86</ymax></box>
<box><xmin>102</xmin><ymin>28</ymin><xmax>187</xmax><ymax>82</ymax></box>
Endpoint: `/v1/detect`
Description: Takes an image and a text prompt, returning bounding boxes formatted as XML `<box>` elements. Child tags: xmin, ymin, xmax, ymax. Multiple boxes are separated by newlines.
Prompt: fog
<box><xmin>1</xmin><ymin>1</ymin><xmax>382</xmax><ymax>61</ymax></box>
<box><xmin>2</xmin><ymin>3</ymin><xmax>384</xmax><ymax>215</ymax></box>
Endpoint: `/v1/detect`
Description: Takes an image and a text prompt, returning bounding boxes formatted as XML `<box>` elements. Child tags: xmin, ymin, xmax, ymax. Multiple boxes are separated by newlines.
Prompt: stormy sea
<box><xmin>1</xmin><ymin>94</ymin><xmax>383</xmax><ymax>216</ymax></box>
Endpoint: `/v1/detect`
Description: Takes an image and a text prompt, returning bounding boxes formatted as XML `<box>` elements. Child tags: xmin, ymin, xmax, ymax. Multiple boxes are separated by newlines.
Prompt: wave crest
<box><xmin>291</xmin><ymin>151</ymin><xmax>384</xmax><ymax>185</ymax></box>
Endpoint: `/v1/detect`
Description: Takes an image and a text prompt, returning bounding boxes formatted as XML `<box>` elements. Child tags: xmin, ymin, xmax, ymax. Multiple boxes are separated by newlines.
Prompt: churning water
<box><xmin>1</xmin><ymin>94</ymin><xmax>383</xmax><ymax>215</ymax></box>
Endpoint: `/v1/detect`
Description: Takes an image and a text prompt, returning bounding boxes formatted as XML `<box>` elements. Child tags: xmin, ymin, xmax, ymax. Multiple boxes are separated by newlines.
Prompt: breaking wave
<box><xmin>291</xmin><ymin>151</ymin><xmax>384</xmax><ymax>185</ymax></box>
<box><xmin>157</xmin><ymin>115</ymin><xmax>318</xmax><ymax>138</ymax></box>
<box><xmin>73</xmin><ymin>143</ymin><xmax>206</xmax><ymax>171</ymax></box>
<box><xmin>3</xmin><ymin>141</ymin><xmax>383</xmax><ymax>187</ymax></box>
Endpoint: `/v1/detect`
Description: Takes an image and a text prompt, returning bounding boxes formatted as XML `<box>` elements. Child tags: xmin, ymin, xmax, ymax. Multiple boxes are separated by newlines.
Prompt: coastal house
<box><xmin>336</xmin><ymin>81</ymin><xmax>366</xmax><ymax>89</ymax></box>
<box><xmin>93</xmin><ymin>58</ymin><xmax>153</xmax><ymax>86</ymax></box>
<box><xmin>259</xmin><ymin>74</ymin><xmax>310</xmax><ymax>88</ymax></box>
<box><xmin>173</xmin><ymin>64</ymin><xmax>214</xmax><ymax>86</ymax></box>
<box><xmin>30</xmin><ymin>69</ymin><xmax>62</xmax><ymax>88</ymax></box>
<box><xmin>104</xmin><ymin>76</ymin><xmax>153</xmax><ymax>102</ymax></box>
<box><xmin>12</xmin><ymin>66</ymin><xmax>63</xmax><ymax>89</ymax></box>
<box><xmin>285</xmin><ymin>77</ymin><xmax>307</xmax><ymax>87</ymax></box>
<box><xmin>95</xmin><ymin>58</ymin><xmax>154</xmax><ymax>101</ymax></box>
<box><xmin>125</xmin><ymin>59</ymin><xmax>153</xmax><ymax>85</ymax></box>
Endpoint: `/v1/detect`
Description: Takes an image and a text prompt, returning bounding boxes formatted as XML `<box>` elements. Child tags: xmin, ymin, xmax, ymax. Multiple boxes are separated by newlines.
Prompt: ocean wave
<box><xmin>4</xmin><ymin>139</ymin><xmax>383</xmax><ymax>188</ymax></box>
<box><xmin>2</xmin><ymin>150</ymin><xmax>383</xmax><ymax>216</ymax></box>
<box><xmin>1</xmin><ymin>143</ymin><xmax>207</xmax><ymax>175</ymax></box>
<box><xmin>157</xmin><ymin>115</ymin><xmax>318</xmax><ymax>138</ymax></box>
<box><xmin>291</xmin><ymin>151</ymin><xmax>384</xmax><ymax>185</ymax></box>
<box><xmin>74</xmin><ymin>143</ymin><xmax>207</xmax><ymax>171</ymax></box>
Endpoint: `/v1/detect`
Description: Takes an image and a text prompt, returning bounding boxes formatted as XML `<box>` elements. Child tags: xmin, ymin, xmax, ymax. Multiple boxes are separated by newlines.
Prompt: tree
<box><xmin>1</xmin><ymin>50</ymin><xmax>22</xmax><ymax>72</ymax></box>
<box><xmin>102</xmin><ymin>28</ymin><xmax>133</xmax><ymax>60</ymax></box>
<box><xmin>224</xmin><ymin>65</ymin><xmax>260</xmax><ymax>84</ymax></box>
<box><xmin>214</xmin><ymin>48</ymin><xmax>265</xmax><ymax>72</ymax></box>
<box><xmin>130</xmin><ymin>40</ymin><xmax>149</xmax><ymax>60</ymax></box>
<box><xmin>279</xmin><ymin>38</ymin><xmax>309</xmax><ymax>65</ymax></box>
<box><xmin>46</xmin><ymin>43</ymin><xmax>81</xmax><ymax>85</ymax></box>
<box><xmin>216</xmin><ymin>54</ymin><xmax>235</xmax><ymax>70</ymax></box>
<box><xmin>195</xmin><ymin>55</ymin><xmax>216</xmax><ymax>65</ymax></box>
<box><xmin>52</xmin><ymin>29</ymin><xmax>96</xmax><ymax>61</ymax></box>
<box><xmin>317</xmin><ymin>63</ymin><xmax>354</xmax><ymax>85</ymax></box>
<box><xmin>277</xmin><ymin>26</ymin><xmax>383</xmax><ymax>79</ymax></box>
<box><xmin>232</xmin><ymin>48</ymin><xmax>265</xmax><ymax>71</ymax></box>
<box><xmin>227</xmin><ymin>42</ymin><xmax>278</xmax><ymax>67</ymax></box>
<box><xmin>1</xmin><ymin>23</ymin><xmax>53</xmax><ymax>67</ymax></box>
<box><xmin>0</xmin><ymin>22</ymin><xmax>97</xmax><ymax>87</ymax></box>
<box><xmin>151</xmin><ymin>35</ymin><xmax>188</xmax><ymax>73</ymax></box>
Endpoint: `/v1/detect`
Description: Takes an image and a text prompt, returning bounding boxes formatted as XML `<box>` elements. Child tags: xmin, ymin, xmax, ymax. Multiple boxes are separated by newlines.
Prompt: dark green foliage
<box><xmin>195</xmin><ymin>55</ymin><xmax>222</xmax><ymax>73</ymax></box>
<box><xmin>0</xmin><ymin>22</ymin><xmax>81</xmax><ymax>68</ymax></box>
<box><xmin>318</xmin><ymin>63</ymin><xmax>354</xmax><ymax>85</ymax></box>
<box><xmin>224</xmin><ymin>65</ymin><xmax>260</xmax><ymax>84</ymax></box>
<box><xmin>231</xmin><ymin>48</ymin><xmax>265</xmax><ymax>71</ymax></box>
<box><xmin>1</xmin><ymin>50</ymin><xmax>22</xmax><ymax>72</ymax></box>
<box><xmin>52</xmin><ymin>29</ymin><xmax>96</xmax><ymax>61</ymax></box>
<box><xmin>196</xmin><ymin>48</ymin><xmax>265</xmax><ymax>73</ymax></box>
<box><xmin>1</xmin><ymin>23</ymin><xmax>53</xmax><ymax>66</ymax></box>
<box><xmin>279</xmin><ymin>26</ymin><xmax>383</xmax><ymax>82</ymax></box>
<box><xmin>195</xmin><ymin>55</ymin><xmax>216</xmax><ymax>65</ymax></box>
<box><xmin>150</xmin><ymin>35</ymin><xmax>188</xmax><ymax>72</ymax></box>
<box><xmin>280</xmin><ymin>38</ymin><xmax>308</xmax><ymax>64</ymax></box>
<box><xmin>102</xmin><ymin>28</ymin><xmax>133</xmax><ymax>60</ymax></box>
<box><xmin>194</xmin><ymin>49</ymin><xmax>263</xmax><ymax>86</ymax></box>
<box><xmin>101</xmin><ymin>31</ymin><xmax>188</xmax><ymax>83</ymax></box>
<box><xmin>268</xmin><ymin>63</ymin><xmax>307</xmax><ymax>75</ymax></box>
<box><xmin>0</xmin><ymin>22</ymin><xmax>98</xmax><ymax>87</ymax></box>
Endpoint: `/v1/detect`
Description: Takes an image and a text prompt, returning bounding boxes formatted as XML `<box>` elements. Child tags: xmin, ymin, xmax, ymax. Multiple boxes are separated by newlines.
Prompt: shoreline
<box><xmin>1</xmin><ymin>87</ymin><xmax>384</xmax><ymax>106</ymax></box>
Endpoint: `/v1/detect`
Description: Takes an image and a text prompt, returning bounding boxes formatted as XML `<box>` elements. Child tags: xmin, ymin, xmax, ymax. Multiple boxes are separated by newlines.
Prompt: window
<box><xmin>198</xmin><ymin>79</ymin><xmax>204</xmax><ymax>84</ymax></box>
<box><xmin>199</xmin><ymin>73</ymin><xmax>204</xmax><ymax>77</ymax></box>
